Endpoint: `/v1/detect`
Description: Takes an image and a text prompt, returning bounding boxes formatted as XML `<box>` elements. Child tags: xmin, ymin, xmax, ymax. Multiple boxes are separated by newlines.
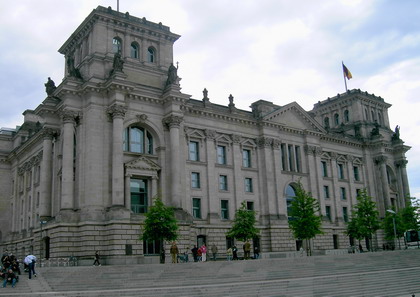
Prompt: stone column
<box><xmin>205</xmin><ymin>130</ymin><xmax>218</xmax><ymax>219</ymax></box>
<box><xmin>305</xmin><ymin>145</ymin><xmax>325</xmax><ymax>216</ymax></box>
<box><xmin>39</xmin><ymin>128</ymin><xmax>55</xmax><ymax>219</ymax></box>
<box><xmin>375</xmin><ymin>156</ymin><xmax>391</xmax><ymax>210</ymax></box>
<box><xmin>107</xmin><ymin>104</ymin><xmax>127</xmax><ymax>207</ymax></box>
<box><xmin>346</xmin><ymin>155</ymin><xmax>356</xmax><ymax>209</ymax></box>
<box><xmin>330</xmin><ymin>153</ymin><xmax>339</xmax><ymax>223</ymax></box>
<box><xmin>163</xmin><ymin>115</ymin><xmax>183</xmax><ymax>208</ymax></box>
<box><xmin>396</xmin><ymin>160</ymin><xmax>410</xmax><ymax>206</ymax></box>
<box><xmin>125</xmin><ymin>173</ymin><xmax>131</xmax><ymax>212</ymax></box>
<box><xmin>257</xmin><ymin>137</ymin><xmax>276</xmax><ymax>220</ymax></box>
<box><xmin>60</xmin><ymin>110</ymin><xmax>76</xmax><ymax>210</ymax></box>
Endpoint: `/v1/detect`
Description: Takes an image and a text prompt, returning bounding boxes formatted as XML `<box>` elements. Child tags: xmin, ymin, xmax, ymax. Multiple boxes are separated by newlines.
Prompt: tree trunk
<box><xmin>160</xmin><ymin>239</ymin><xmax>165</xmax><ymax>264</ymax></box>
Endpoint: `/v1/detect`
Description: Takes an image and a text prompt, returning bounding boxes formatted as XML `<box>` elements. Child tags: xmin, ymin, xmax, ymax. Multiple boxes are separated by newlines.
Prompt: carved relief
<box><xmin>162</xmin><ymin>115</ymin><xmax>183</xmax><ymax>129</ymax></box>
<box><xmin>257</xmin><ymin>137</ymin><xmax>273</xmax><ymax>148</ymax></box>
<box><xmin>374</xmin><ymin>155</ymin><xmax>388</xmax><ymax>165</ymax></box>
<box><xmin>107</xmin><ymin>104</ymin><xmax>127</xmax><ymax>119</ymax></box>
<box><xmin>60</xmin><ymin>109</ymin><xmax>77</xmax><ymax>123</ymax></box>
<box><xmin>136</xmin><ymin>114</ymin><xmax>148</xmax><ymax>123</ymax></box>
<box><xmin>231</xmin><ymin>134</ymin><xmax>241</xmax><ymax>144</ymax></box>
<box><xmin>205</xmin><ymin>129</ymin><xmax>217</xmax><ymax>140</ymax></box>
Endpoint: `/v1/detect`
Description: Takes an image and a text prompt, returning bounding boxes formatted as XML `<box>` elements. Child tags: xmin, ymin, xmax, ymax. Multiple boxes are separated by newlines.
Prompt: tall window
<box><xmin>191</xmin><ymin>172</ymin><xmax>200</xmax><ymax>189</ymax></box>
<box><xmin>295</xmin><ymin>146</ymin><xmax>301</xmax><ymax>172</ymax></box>
<box><xmin>344</xmin><ymin>110</ymin><xmax>350</xmax><ymax>122</ymax></box>
<box><xmin>245</xmin><ymin>178</ymin><xmax>253</xmax><ymax>193</ymax></box>
<box><xmin>326</xmin><ymin>205</ymin><xmax>331</xmax><ymax>221</ymax></box>
<box><xmin>221</xmin><ymin>200</ymin><xmax>229</xmax><ymax>220</ymax></box>
<box><xmin>189</xmin><ymin>141</ymin><xmax>199</xmax><ymax>161</ymax></box>
<box><xmin>281</xmin><ymin>144</ymin><xmax>287</xmax><ymax>170</ymax></box>
<box><xmin>323</xmin><ymin>185</ymin><xmax>330</xmax><ymax>199</ymax></box>
<box><xmin>353</xmin><ymin>166</ymin><xmax>360</xmax><ymax>181</ymax></box>
<box><xmin>340</xmin><ymin>187</ymin><xmax>347</xmax><ymax>200</ymax></box>
<box><xmin>242</xmin><ymin>149</ymin><xmax>251</xmax><ymax>167</ymax></box>
<box><xmin>217</xmin><ymin>145</ymin><xmax>227</xmax><ymax>165</ymax></box>
<box><xmin>246</xmin><ymin>201</ymin><xmax>254</xmax><ymax>211</ymax></box>
<box><xmin>343</xmin><ymin>207</ymin><xmax>349</xmax><ymax>222</ymax></box>
<box><xmin>112</xmin><ymin>37</ymin><xmax>122</xmax><ymax>53</ymax></box>
<box><xmin>147</xmin><ymin>47</ymin><xmax>155</xmax><ymax>63</ymax></box>
<box><xmin>286</xmin><ymin>184</ymin><xmax>296</xmax><ymax>218</ymax></box>
<box><xmin>321</xmin><ymin>161</ymin><xmax>328</xmax><ymax>177</ymax></box>
<box><xmin>356</xmin><ymin>188</ymin><xmax>361</xmax><ymax>198</ymax></box>
<box><xmin>192</xmin><ymin>198</ymin><xmax>201</xmax><ymax>219</ymax></box>
<box><xmin>123</xmin><ymin>126</ymin><xmax>153</xmax><ymax>154</ymax></box>
<box><xmin>338</xmin><ymin>163</ymin><xmax>345</xmax><ymax>179</ymax></box>
<box><xmin>324</xmin><ymin>117</ymin><xmax>330</xmax><ymax>129</ymax></box>
<box><xmin>334</xmin><ymin>113</ymin><xmax>339</xmax><ymax>126</ymax></box>
<box><xmin>288</xmin><ymin>145</ymin><xmax>294</xmax><ymax>171</ymax></box>
<box><xmin>130</xmin><ymin>42</ymin><xmax>139</xmax><ymax>58</ymax></box>
<box><xmin>219</xmin><ymin>175</ymin><xmax>228</xmax><ymax>191</ymax></box>
<box><xmin>130</xmin><ymin>178</ymin><xmax>148</xmax><ymax>213</ymax></box>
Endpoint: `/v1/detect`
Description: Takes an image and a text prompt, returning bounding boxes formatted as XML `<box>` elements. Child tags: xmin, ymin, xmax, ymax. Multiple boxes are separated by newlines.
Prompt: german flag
<box><xmin>342</xmin><ymin>63</ymin><xmax>352</xmax><ymax>80</ymax></box>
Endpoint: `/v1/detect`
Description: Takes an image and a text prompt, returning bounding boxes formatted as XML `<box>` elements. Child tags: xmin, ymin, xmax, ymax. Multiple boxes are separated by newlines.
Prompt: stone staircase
<box><xmin>1</xmin><ymin>249</ymin><xmax>419</xmax><ymax>297</ymax></box>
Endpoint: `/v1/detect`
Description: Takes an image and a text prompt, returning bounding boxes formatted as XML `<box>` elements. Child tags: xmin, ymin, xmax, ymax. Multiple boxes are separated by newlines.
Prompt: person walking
<box><xmin>211</xmin><ymin>244</ymin><xmax>218</xmax><ymax>261</ymax></box>
<box><xmin>24</xmin><ymin>254</ymin><xmax>37</xmax><ymax>279</ymax></box>
<box><xmin>93</xmin><ymin>251</ymin><xmax>101</xmax><ymax>266</ymax></box>
<box><xmin>170</xmin><ymin>242</ymin><xmax>179</xmax><ymax>263</ymax></box>
<box><xmin>226</xmin><ymin>247</ymin><xmax>233</xmax><ymax>261</ymax></box>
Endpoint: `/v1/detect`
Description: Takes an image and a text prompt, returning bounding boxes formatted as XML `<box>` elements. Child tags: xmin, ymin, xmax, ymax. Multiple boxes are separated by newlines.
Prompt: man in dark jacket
<box><xmin>3</xmin><ymin>269</ymin><xmax>17</xmax><ymax>288</ymax></box>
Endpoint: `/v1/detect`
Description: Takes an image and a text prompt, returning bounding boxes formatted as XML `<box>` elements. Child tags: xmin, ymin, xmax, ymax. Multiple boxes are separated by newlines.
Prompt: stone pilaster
<box><xmin>375</xmin><ymin>156</ymin><xmax>391</xmax><ymax>210</ymax></box>
<box><xmin>39</xmin><ymin>128</ymin><xmax>56</xmax><ymax>219</ymax></box>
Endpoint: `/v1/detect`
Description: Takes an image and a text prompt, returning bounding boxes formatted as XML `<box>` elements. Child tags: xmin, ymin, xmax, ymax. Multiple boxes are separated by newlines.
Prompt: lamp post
<box><xmin>40</xmin><ymin>220</ymin><xmax>47</xmax><ymax>265</ymax></box>
<box><xmin>386</xmin><ymin>210</ymin><xmax>398</xmax><ymax>249</ymax></box>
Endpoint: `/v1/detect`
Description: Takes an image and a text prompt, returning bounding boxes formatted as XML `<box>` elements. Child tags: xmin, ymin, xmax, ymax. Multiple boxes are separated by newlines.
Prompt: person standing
<box><xmin>200</xmin><ymin>244</ymin><xmax>207</xmax><ymax>262</ymax></box>
<box><xmin>93</xmin><ymin>251</ymin><xmax>101</xmax><ymax>266</ymax></box>
<box><xmin>170</xmin><ymin>242</ymin><xmax>179</xmax><ymax>263</ymax></box>
<box><xmin>191</xmin><ymin>245</ymin><xmax>198</xmax><ymax>262</ymax></box>
<box><xmin>232</xmin><ymin>245</ymin><xmax>238</xmax><ymax>260</ymax></box>
<box><xmin>226</xmin><ymin>247</ymin><xmax>233</xmax><ymax>261</ymax></box>
<box><xmin>211</xmin><ymin>244</ymin><xmax>218</xmax><ymax>261</ymax></box>
<box><xmin>244</xmin><ymin>241</ymin><xmax>251</xmax><ymax>260</ymax></box>
<box><xmin>24</xmin><ymin>254</ymin><xmax>37</xmax><ymax>279</ymax></box>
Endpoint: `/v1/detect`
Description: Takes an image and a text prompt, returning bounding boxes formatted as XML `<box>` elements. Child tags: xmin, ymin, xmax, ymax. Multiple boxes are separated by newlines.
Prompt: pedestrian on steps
<box><xmin>93</xmin><ymin>251</ymin><xmax>101</xmax><ymax>266</ymax></box>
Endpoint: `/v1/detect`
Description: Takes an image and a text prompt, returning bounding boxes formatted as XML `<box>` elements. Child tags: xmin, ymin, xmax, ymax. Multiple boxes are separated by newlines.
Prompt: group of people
<box><xmin>1</xmin><ymin>250</ymin><xmax>38</xmax><ymax>288</ymax></box>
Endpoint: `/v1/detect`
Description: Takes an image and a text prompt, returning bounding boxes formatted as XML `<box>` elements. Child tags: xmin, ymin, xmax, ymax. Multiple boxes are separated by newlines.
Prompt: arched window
<box><xmin>286</xmin><ymin>184</ymin><xmax>297</xmax><ymax>218</ymax></box>
<box><xmin>334</xmin><ymin>113</ymin><xmax>339</xmax><ymax>126</ymax></box>
<box><xmin>371</xmin><ymin>110</ymin><xmax>375</xmax><ymax>122</ymax></box>
<box><xmin>131</xmin><ymin>42</ymin><xmax>139</xmax><ymax>59</ymax></box>
<box><xmin>123</xmin><ymin>126</ymin><xmax>154</xmax><ymax>154</ymax></box>
<box><xmin>378</xmin><ymin>112</ymin><xmax>383</xmax><ymax>125</ymax></box>
<box><xmin>147</xmin><ymin>47</ymin><xmax>156</xmax><ymax>63</ymax></box>
<box><xmin>112</xmin><ymin>37</ymin><xmax>122</xmax><ymax>54</ymax></box>
<box><xmin>344</xmin><ymin>110</ymin><xmax>350</xmax><ymax>122</ymax></box>
<box><xmin>324</xmin><ymin>117</ymin><xmax>330</xmax><ymax>129</ymax></box>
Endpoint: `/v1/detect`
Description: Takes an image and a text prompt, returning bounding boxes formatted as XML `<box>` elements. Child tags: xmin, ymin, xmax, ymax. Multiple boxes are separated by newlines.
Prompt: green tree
<box><xmin>400</xmin><ymin>197</ymin><xmax>420</xmax><ymax>232</ymax></box>
<box><xmin>351</xmin><ymin>189</ymin><xmax>381</xmax><ymax>251</ymax></box>
<box><xmin>140</xmin><ymin>195</ymin><xmax>178</xmax><ymax>263</ymax></box>
<box><xmin>288</xmin><ymin>182</ymin><xmax>323</xmax><ymax>256</ymax></box>
<box><xmin>226</xmin><ymin>201</ymin><xmax>259</xmax><ymax>242</ymax></box>
<box><xmin>346</xmin><ymin>213</ymin><xmax>364</xmax><ymax>246</ymax></box>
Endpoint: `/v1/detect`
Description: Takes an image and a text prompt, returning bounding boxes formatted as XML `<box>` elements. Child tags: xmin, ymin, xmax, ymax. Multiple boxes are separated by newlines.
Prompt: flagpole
<box><xmin>342</xmin><ymin>61</ymin><xmax>348</xmax><ymax>92</ymax></box>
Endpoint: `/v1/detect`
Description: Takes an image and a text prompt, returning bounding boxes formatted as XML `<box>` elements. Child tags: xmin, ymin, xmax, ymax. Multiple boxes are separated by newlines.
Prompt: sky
<box><xmin>1</xmin><ymin>0</ymin><xmax>420</xmax><ymax>199</ymax></box>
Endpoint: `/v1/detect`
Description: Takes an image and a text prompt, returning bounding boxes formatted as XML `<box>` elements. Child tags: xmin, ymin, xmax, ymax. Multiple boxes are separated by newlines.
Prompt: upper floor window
<box><xmin>340</xmin><ymin>187</ymin><xmax>347</xmax><ymax>200</ymax></box>
<box><xmin>338</xmin><ymin>163</ymin><xmax>345</xmax><ymax>179</ymax></box>
<box><xmin>326</xmin><ymin>205</ymin><xmax>332</xmax><ymax>221</ymax></box>
<box><xmin>353</xmin><ymin>166</ymin><xmax>360</xmax><ymax>181</ymax></box>
<box><xmin>189</xmin><ymin>141</ymin><xmax>199</xmax><ymax>161</ymax></box>
<box><xmin>131</xmin><ymin>42</ymin><xmax>139</xmax><ymax>59</ymax></box>
<box><xmin>112</xmin><ymin>37</ymin><xmax>122</xmax><ymax>54</ymax></box>
<box><xmin>221</xmin><ymin>200</ymin><xmax>229</xmax><ymax>220</ymax></box>
<box><xmin>130</xmin><ymin>178</ymin><xmax>148</xmax><ymax>213</ymax></box>
<box><xmin>323</xmin><ymin>185</ymin><xmax>330</xmax><ymax>199</ymax></box>
<box><xmin>123</xmin><ymin>126</ymin><xmax>153</xmax><ymax>154</ymax></box>
<box><xmin>286</xmin><ymin>184</ymin><xmax>297</xmax><ymax>218</ymax></box>
<box><xmin>378</xmin><ymin>112</ymin><xmax>383</xmax><ymax>125</ymax></box>
<box><xmin>344</xmin><ymin>110</ymin><xmax>350</xmax><ymax>122</ymax></box>
<box><xmin>371</xmin><ymin>110</ymin><xmax>375</xmax><ymax>122</ymax></box>
<box><xmin>217</xmin><ymin>145</ymin><xmax>227</xmax><ymax>165</ymax></box>
<box><xmin>324</xmin><ymin>117</ymin><xmax>330</xmax><ymax>129</ymax></box>
<box><xmin>219</xmin><ymin>175</ymin><xmax>228</xmax><ymax>191</ymax></box>
<box><xmin>245</xmin><ymin>178</ymin><xmax>253</xmax><ymax>193</ymax></box>
<box><xmin>242</xmin><ymin>149</ymin><xmax>251</xmax><ymax>167</ymax></box>
<box><xmin>192</xmin><ymin>198</ymin><xmax>201</xmax><ymax>219</ymax></box>
<box><xmin>343</xmin><ymin>207</ymin><xmax>349</xmax><ymax>222</ymax></box>
<box><xmin>191</xmin><ymin>172</ymin><xmax>200</xmax><ymax>189</ymax></box>
<box><xmin>246</xmin><ymin>201</ymin><xmax>254</xmax><ymax>211</ymax></box>
<box><xmin>321</xmin><ymin>161</ymin><xmax>328</xmax><ymax>177</ymax></box>
<box><xmin>365</xmin><ymin>108</ymin><xmax>369</xmax><ymax>120</ymax></box>
<box><xmin>295</xmin><ymin>146</ymin><xmax>301</xmax><ymax>172</ymax></box>
<box><xmin>147</xmin><ymin>47</ymin><xmax>156</xmax><ymax>63</ymax></box>
<box><xmin>334</xmin><ymin>113</ymin><xmax>340</xmax><ymax>126</ymax></box>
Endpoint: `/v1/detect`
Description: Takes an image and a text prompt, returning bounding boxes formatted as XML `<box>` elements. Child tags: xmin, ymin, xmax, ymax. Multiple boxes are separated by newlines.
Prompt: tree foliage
<box><xmin>140</xmin><ymin>195</ymin><xmax>178</xmax><ymax>263</ymax></box>
<box><xmin>347</xmin><ymin>189</ymin><xmax>380</xmax><ymax>250</ymax></box>
<box><xmin>226</xmin><ymin>201</ymin><xmax>259</xmax><ymax>242</ymax></box>
<box><xmin>288</xmin><ymin>182</ymin><xmax>323</xmax><ymax>243</ymax></box>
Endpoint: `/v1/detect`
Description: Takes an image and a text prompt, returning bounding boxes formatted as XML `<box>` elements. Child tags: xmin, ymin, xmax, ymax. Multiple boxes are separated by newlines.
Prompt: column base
<box><xmin>106</xmin><ymin>205</ymin><xmax>131</xmax><ymax>220</ymax></box>
<box><xmin>56</xmin><ymin>209</ymin><xmax>79</xmax><ymax>223</ymax></box>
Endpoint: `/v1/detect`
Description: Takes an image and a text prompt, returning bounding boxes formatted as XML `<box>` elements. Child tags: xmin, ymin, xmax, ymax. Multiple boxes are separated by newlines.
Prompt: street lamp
<box><xmin>40</xmin><ymin>220</ymin><xmax>47</xmax><ymax>265</ymax></box>
<box><xmin>386</xmin><ymin>209</ymin><xmax>399</xmax><ymax>250</ymax></box>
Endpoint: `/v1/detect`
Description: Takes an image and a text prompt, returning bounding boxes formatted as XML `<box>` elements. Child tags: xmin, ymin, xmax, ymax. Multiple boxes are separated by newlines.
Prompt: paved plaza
<box><xmin>0</xmin><ymin>249</ymin><xmax>419</xmax><ymax>297</ymax></box>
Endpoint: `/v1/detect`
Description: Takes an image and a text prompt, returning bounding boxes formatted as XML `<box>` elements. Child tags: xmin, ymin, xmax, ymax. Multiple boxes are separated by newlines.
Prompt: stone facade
<box><xmin>0</xmin><ymin>6</ymin><xmax>411</xmax><ymax>263</ymax></box>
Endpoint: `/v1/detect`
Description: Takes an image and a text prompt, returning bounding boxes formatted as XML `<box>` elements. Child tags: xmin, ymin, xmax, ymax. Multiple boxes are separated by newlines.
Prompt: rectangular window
<box><xmin>243</xmin><ymin>149</ymin><xmax>251</xmax><ymax>168</ymax></box>
<box><xmin>323</xmin><ymin>185</ymin><xmax>330</xmax><ymax>199</ymax></box>
<box><xmin>326</xmin><ymin>205</ymin><xmax>332</xmax><ymax>221</ymax></box>
<box><xmin>246</xmin><ymin>201</ymin><xmax>254</xmax><ymax>211</ymax></box>
<box><xmin>343</xmin><ymin>207</ymin><xmax>348</xmax><ymax>222</ymax></box>
<box><xmin>189</xmin><ymin>141</ymin><xmax>199</xmax><ymax>161</ymax></box>
<box><xmin>217</xmin><ymin>145</ymin><xmax>227</xmax><ymax>165</ymax></box>
<box><xmin>221</xmin><ymin>200</ymin><xmax>229</xmax><ymax>220</ymax></box>
<box><xmin>295</xmin><ymin>146</ymin><xmax>301</xmax><ymax>172</ymax></box>
<box><xmin>130</xmin><ymin>178</ymin><xmax>148</xmax><ymax>213</ymax></box>
<box><xmin>356</xmin><ymin>188</ymin><xmax>361</xmax><ymax>198</ymax></box>
<box><xmin>192</xmin><ymin>198</ymin><xmax>201</xmax><ymax>219</ymax></box>
<box><xmin>143</xmin><ymin>239</ymin><xmax>161</xmax><ymax>255</ymax></box>
<box><xmin>338</xmin><ymin>164</ymin><xmax>345</xmax><ymax>179</ymax></box>
<box><xmin>281</xmin><ymin>144</ymin><xmax>287</xmax><ymax>171</ymax></box>
<box><xmin>245</xmin><ymin>178</ymin><xmax>253</xmax><ymax>193</ymax></box>
<box><xmin>288</xmin><ymin>145</ymin><xmax>294</xmax><ymax>171</ymax></box>
<box><xmin>340</xmin><ymin>187</ymin><xmax>347</xmax><ymax>200</ymax></box>
<box><xmin>219</xmin><ymin>175</ymin><xmax>228</xmax><ymax>191</ymax></box>
<box><xmin>321</xmin><ymin>161</ymin><xmax>328</xmax><ymax>177</ymax></box>
<box><xmin>353</xmin><ymin>166</ymin><xmax>360</xmax><ymax>181</ymax></box>
<box><xmin>191</xmin><ymin>172</ymin><xmax>200</xmax><ymax>189</ymax></box>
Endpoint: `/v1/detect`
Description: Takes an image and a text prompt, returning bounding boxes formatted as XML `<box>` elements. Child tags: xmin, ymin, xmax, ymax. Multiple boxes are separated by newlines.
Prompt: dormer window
<box><xmin>147</xmin><ymin>47</ymin><xmax>156</xmax><ymax>63</ymax></box>
<box><xmin>131</xmin><ymin>42</ymin><xmax>139</xmax><ymax>59</ymax></box>
<box><xmin>113</xmin><ymin>37</ymin><xmax>122</xmax><ymax>54</ymax></box>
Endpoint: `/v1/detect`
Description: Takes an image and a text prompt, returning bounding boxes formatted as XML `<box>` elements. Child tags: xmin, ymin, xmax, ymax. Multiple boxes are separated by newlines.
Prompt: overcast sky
<box><xmin>1</xmin><ymin>0</ymin><xmax>420</xmax><ymax>199</ymax></box>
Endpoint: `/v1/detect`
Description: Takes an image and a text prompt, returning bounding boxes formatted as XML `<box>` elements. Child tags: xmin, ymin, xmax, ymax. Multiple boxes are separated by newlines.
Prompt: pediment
<box><xmin>125</xmin><ymin>156</ymin><xmax>160</xmax><ymax>172</ymax></box>
<box><xmin>241</xmin><ymin>138</ymin><xmax>257</xmax><ymax>148</ymax></box>
<box><xmin>215</xmin><ymin>134</ymin><xmax>232</xmax><ymax>144</ymax></box>
<box><xmin>185</xmin><ymin>128</ymin><xmax>205</xmax><ymax>139</ymax></box>
<box><xmin>263</xmin><ymin>102</ymin><xmax>325</xmax><ymax>133</ymax></box>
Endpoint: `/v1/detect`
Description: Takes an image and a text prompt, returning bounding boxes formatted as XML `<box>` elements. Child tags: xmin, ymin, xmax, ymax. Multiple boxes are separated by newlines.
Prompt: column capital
<box><xmin>395</xmin><ymin>159</ymin><xmax>408</xmax><ymax>168</ymax></box>
<box><xmin>41</xmin><ymin>127</ymin><xmax>58</xmax><ymax>140</ymax></box>
<box><xmin>374</xmin><ymin>155</ymin><xmax>388</xmax><ymax>165</ymax></box>
<box><xmin>256</xmin><ymin>137</ymin><xmax>274</xmax><ymax>148</ymax></box>
<box><xmin>162</xmin><ymin>115</ymin><xmax>183</xmax><ymax>129</ymax></box>
<box><xmin>60</xmin><ymin>109</ymin><xmax>77</xmax><ymax>123</ymax></box>
<box><xmin>107</xmin><ymin>103</ymin><xmax>127</xmax><ymax>119</ymax></box>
